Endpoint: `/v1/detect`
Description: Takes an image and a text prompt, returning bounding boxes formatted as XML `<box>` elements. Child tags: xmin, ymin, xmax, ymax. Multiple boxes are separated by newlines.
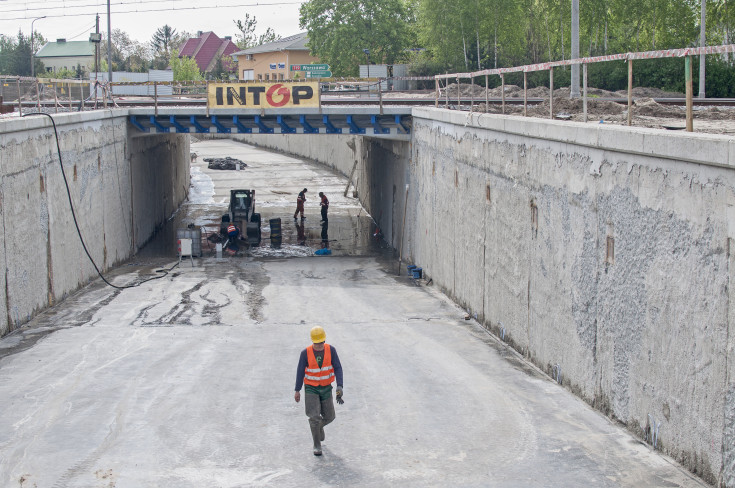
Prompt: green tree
<box><xmin>234</xmin><ymin>14</ymin><xmax>281</xmax><ymax>49</ymax></box>
<box><xmin>208</xmin><ymin>56</ymin><xmax>237</xmax><ymax>80</ymax></box>
<box><xmin>151</xmin><ymin>25</ymin><xmax>177</xmax><ymax>70</ymax></box>
<box><xmin>152</xmin><ymin>25</ymin><xmax>177</xmax><ymax>56</ymax></box>
<box><xmin>300</xmin><ymin>0</ymin><xmax>416</xmax><ymax>77</ymax></box>
<box><xmin>100</xmin><ymin>29</ymin><xmax>151</xmax><ymax>72</ymax></box>
<box><xmin>0</xmin><ymin>30</ymin><xmax>46</xmax><ymax>76</ymax></box>
<box><xmin>169</xmin><ymin>49</ymin><xmax>203</xmax><ymax>81</ymax></box>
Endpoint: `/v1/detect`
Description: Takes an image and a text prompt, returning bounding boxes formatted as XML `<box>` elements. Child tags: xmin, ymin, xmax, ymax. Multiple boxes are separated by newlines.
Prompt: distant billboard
<box><xmin>208</xmin><ymin>82</ymin><xmax>319</xmax><ymax>109</ymax></box>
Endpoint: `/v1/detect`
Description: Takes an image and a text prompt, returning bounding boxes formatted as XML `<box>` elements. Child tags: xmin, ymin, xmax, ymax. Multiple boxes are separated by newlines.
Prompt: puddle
<box><xmin>135</xmin><ymin>205</ymin><xmax>387</xmax><ymax>259</ymax></box>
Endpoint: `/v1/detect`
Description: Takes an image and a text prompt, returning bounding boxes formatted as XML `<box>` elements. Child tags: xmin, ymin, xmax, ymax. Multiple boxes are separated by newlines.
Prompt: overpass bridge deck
<box><xmin>128</xmin><ymin>107</ymin><xmax>413</xmax><ymax>140</ymax></box>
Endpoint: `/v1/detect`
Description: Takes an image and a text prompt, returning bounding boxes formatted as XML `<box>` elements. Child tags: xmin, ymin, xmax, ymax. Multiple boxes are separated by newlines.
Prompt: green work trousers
<box><xmin>305</xmin><ymin>392</ymin><xmax>335</xmax><ymax>448</ymax></box>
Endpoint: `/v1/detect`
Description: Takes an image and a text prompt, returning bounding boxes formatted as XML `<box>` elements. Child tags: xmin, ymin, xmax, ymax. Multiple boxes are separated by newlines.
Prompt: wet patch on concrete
<box><xmin>0</xmin><ymin>281</ymin><xmax>121</xmax><ymax>359</ymax></box>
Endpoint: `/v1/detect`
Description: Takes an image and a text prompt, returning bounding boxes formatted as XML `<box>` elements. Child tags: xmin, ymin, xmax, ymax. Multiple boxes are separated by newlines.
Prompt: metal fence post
<box><xmin>16</xmin><ymin>78</ymin><xmax>21</xmax><ymax>116</ymax></box>
<box><xmin>523</xmin><ymin>71</ymin><xmax>527</xmax><ymax>116</ymax></box>
<box><xmin>685</xmin><ymin>56</ymin><xmax>694</xmax><ymax>131</ymax></box>
<box><xmin>53</xmin><ymin>82</ymin><xmax>59</xmax><ymax>113</ymax></box>
<box><xmin>378</xmin><ymin>80</ymin><xmax>383</xmax><ymax>115</ymax></box>
<box><xmin>549</xmin><ymin>68</ymin><xmax>554</xmax><ymax>119</ymax></box>
<box><xmin>456</xmin><ymin>76</ymin><xmax>460</xmax><ymax>108</ymax></box>
<box><xmin>627</xmin><ymin>58</ymin><xmax>633</xmax><ymax>126</ymax></box>
<box><xmin>206</xmin><ymin>80</ymin><xmax>210</xmax><ymax>117</ymax></box>
<box><xmin>501</xmin><ymin>73</ymin><xmax>505</xmax><ymax>114</ymax></box>
<box><xmin>583</xmin><ymin>63</ymin><xmax>588</xmax><ymax>123</ymax></box>
<box><xmin>470</xmin><ymin>76</ymin><xmax>474</xmax><ymax>112</ymax></box>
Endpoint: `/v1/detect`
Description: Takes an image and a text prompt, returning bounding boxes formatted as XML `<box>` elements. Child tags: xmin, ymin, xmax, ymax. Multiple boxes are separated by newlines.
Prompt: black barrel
<box><xmin>269</xmin><ymin>218</ymin><xmax>282</xmax><ymax>248</ymax></box>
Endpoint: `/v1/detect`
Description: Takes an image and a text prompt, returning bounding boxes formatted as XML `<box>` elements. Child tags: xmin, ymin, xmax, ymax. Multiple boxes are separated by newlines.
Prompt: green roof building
<box><xmin>35</xmin><ymin>39</ymin><xmax>95</xmax><ymax>75</ymax></box>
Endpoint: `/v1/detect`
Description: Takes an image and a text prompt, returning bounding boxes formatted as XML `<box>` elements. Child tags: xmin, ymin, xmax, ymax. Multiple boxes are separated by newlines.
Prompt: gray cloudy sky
<box><xmin>0</xmin><ymin>0</ymin><xmax>304</xmax><ymax>47</ymax></box>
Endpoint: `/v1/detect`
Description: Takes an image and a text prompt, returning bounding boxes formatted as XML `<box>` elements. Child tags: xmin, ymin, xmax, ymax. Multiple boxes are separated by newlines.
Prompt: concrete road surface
<box><xmin>0</xmin><ymin>139</ymin><xmax>707</xmax><ymax>487</ymax></box>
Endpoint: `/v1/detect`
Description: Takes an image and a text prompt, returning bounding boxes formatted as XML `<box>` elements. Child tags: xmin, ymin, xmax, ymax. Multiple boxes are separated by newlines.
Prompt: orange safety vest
<box><xmin>227</xmin><ymin>224</ymin><xmax>237</xmax><ymax>234</ymax></box>
<box><xmin>304</xmin><ymin>344</ymin><xmax>334</xmax><ymax>386</ymax></box>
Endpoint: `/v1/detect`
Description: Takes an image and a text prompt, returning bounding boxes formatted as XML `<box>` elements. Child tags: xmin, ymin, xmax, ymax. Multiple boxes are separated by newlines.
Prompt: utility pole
<box><xmin>699</xmin><ymin>0</ymin><xmax>706</xmax><ymax>98</ymax></box>
<box><xmin>94</xmin><ymin>15</ymin><xmax>99</xmax><ymax>79</ymax></box>
<box><xmin>30</xmin><ymin>16</ymin><xmax>46</xmax><ymax>78</ymax></box>
<box><xmin>570</xmin><ymin>0</ymin><xmax>580</xmax><ymax>98</ymax></box>
<box><xmin>107</xmin><ymin>0</ymin><xmax>113</xmax><ymax>83</ymax></box>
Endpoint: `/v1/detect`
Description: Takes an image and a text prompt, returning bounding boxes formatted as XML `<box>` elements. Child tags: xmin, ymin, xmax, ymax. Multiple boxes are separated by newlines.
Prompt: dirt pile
<box><xmin>433</xmin><ymin>80</ymin><xmax>735</xmax><ymax>134</ymax></box>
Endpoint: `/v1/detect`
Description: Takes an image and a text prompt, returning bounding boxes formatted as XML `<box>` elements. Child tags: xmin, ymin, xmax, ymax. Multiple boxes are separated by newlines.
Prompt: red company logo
<box><xmin>266</xmin><ymin>84</ymin><xmax>291</xmax><ymax>107</ymax></box>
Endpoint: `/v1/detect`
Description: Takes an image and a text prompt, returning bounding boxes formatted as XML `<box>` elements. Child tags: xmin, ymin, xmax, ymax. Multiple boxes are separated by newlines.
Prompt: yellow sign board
<box><xmin>208</xmin><ymin>82</ymin><xmax>319</xmax><ymax>109</ymax></box>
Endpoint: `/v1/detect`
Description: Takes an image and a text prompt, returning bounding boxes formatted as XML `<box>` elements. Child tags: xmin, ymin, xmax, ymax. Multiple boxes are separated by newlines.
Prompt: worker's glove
<box><xmin>336</xmin><ymin>387</ymin><xmax>344</xmax><ymax>405</ymax></box>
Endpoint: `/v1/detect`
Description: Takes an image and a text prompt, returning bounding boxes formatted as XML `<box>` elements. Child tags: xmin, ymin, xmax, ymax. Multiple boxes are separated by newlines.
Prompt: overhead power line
<box><xmin>0</xmin><ymin>0</ymin><xmax>185</xmax><ymax>13</ymax></box>
<box><xmin>67</xmin><ymin>22</ymin><xmax>96</xmax><ymax>40</ymax></box>
<box><xmin>0</xmin><ymin>0</ymin><xmax>304</xmax><ymax>17</ymax></box>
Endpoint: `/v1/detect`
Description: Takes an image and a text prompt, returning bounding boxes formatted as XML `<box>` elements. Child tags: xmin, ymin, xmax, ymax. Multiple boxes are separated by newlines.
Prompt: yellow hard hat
<box><xmin>310</xmin><ymin>326</ymin><xmax>326</xmax><ymax>343</ymax></box>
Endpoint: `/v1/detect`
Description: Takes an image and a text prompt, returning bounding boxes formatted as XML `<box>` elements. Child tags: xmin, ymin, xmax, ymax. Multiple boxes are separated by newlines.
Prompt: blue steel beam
<box><xmin>277</xmin><ymin>115</ymin><xmax>297</xmax><ymax>134</ymax></box>
<box><xmin>346</xmin><ymin>115</ymin><xmax>365</xmax><ymax>135</ymax></box>
<box><xmin>371</xmin><ymin>115</ymin><xmax>390</xmax><ymax>135</ymax></box>
<box><xmin>322</xmin><ymin>115</ymin><xmax>342</xmax><ymax>134</ymax></box>
<box><xmin>299</xmin><ymin>115</ymin><xmax>319</xmax><ymax>134</ymax></box>
<box><xmin>254</xmin><ymin>115</ymin><xmax>274</xmax><ymax>134</ymax></box>
<box><xmin>211</xmin><ymin>115</ymin><xmax>231</xmax><ymax>134</ymax></box>
<box><xmin>233</xmin><ymin>116</ymin><xmax>252</xmax><ymax>134</ymax></box>
<box><xmin>129</xmin><ymin>115</ymin><xmax>149</xmax><ymax>132</ymax></box>
<box><xmin>149</xmin><ymin>115</ymin><xmax>170</xmax><ymax>133</ymax></box>
<box><xmin>395</xmin><ymin>115</ymin><xmax>410</xmax><ymax>134</ymax></box>
<box><xmin>169</xmin><ymin>116</ymin><xmax>189</xmax><ymax>133</ymax></box>
<box><xmin>189</xmin><ymin>116</ymin><xmax>210</xmax><ymax>133</ymax></box>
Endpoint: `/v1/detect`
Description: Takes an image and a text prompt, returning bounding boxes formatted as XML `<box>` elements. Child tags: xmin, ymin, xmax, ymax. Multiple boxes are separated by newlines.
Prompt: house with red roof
<box><xmin>178</xmin><ymin>31</ymin><xmax>238</xmax><ymax>76</ymax></box>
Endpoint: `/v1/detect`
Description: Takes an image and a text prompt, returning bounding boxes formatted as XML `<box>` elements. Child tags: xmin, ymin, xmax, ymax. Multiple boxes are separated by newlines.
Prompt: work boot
<box><xmin>310</xmin><ymin>423</ymin><xmax>322</xmax><ymax>455</ymax></box>
<box><xmin>320</xmin><ymin>424</ymin><xmax>325</xmax><ymax>442</ymax></box>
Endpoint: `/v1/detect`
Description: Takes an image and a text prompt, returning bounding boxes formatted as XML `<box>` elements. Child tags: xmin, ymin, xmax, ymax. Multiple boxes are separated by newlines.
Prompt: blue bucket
<box><xmin>412</xmin><ymin>267</ymin><xmax>423</xmax><ymax>279</ymax></box>
<box><xmin>407</xmin><ymin>265</ymin><xmax>417</xmax><ymax>274</ymax></box>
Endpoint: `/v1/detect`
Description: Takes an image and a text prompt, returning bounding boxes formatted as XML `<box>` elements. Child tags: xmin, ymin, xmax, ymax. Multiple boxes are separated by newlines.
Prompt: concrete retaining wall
<box><xmin>0</xmin><ymin>111</ymin><xmax>189</xmax><ymax>337</ymax></box>
<box><xmin>404</xmin><ymin>108</ymin><xmax>735</xmax><ymax>486</ymax></box>
<box><xmin>223</xmin><ymin>133</ymin><xmax>364</xmax><ymax>178</ymax></box>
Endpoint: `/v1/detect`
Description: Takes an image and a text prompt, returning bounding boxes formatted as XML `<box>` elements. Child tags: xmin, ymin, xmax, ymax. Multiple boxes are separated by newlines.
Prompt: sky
<box><xmin>0</xmin><ymin>0</ymin><xmax>305</xmax><ymax>46</ymax></box>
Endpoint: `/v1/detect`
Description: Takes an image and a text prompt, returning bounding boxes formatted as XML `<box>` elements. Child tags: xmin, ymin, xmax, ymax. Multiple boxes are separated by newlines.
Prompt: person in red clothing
<box><xmin>294</xmin><ymin>326</ymin><xmax>343</xmax><ymax>456</ymax></box>
<box><xmin>318</xmin><ymin>192</ymin><xmax>329</xmax><ymax>223</ymax></box>
<box><xmin>294</xmin><ymin>188</ymin><xmax>307</xmax><ymax>220</ymax></box>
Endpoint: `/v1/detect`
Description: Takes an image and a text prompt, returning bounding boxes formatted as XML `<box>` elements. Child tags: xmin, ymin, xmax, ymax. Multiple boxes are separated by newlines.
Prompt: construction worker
<box><xmin>294</xmin><ymin>326</ymin><xmax>343</xmax><ymax>456</ymax></box>
<box><xmin>294</xmin><ymin>188</ymin><xmax>307</xmax><ymax>220</ymax></box>
<box><xmin>226</xmin><ymin>222</ymin><xmax>240</xmax><ymax>252</ymax></box>
<box><xmin>227</xmin><ymin>222</ymin><xmax>240</xmax><ymax>240</ymax></box>
<box><xmin>319</xmin><ymin>192</ymin><xmax>329</xmax><ymax>223</ymax></box>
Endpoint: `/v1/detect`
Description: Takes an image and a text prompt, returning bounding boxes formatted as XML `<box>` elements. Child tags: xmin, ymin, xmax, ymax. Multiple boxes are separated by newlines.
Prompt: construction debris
<box><xmin>204</xmin><ymin>157</ymin><xmax>247</xmax><ymax>170</ymax></box>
